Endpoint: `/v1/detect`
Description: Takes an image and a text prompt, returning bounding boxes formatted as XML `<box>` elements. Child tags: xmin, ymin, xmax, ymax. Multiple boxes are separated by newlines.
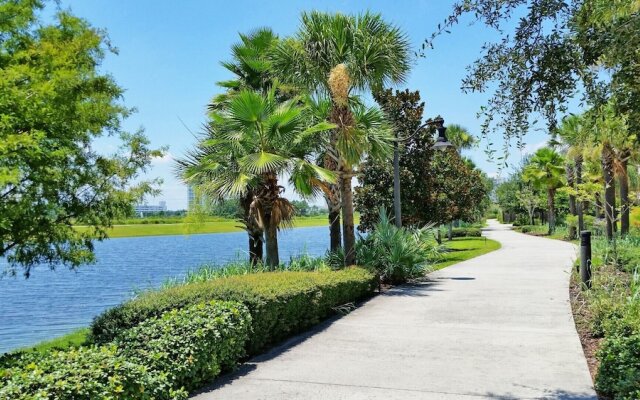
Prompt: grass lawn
<box><xmin>14</xmin><ymin>328</ymin><xmax>90</xmax><ymax>354</ymax></box>
<box><xmin>431</xmin><ymin>236</ymin><xmax>501</xmax><ymax>271</ymax></box>
<box><xmin>75</xmin><ymin>215</ymin><xmax>347</xmax><ymax>238</ymax></box>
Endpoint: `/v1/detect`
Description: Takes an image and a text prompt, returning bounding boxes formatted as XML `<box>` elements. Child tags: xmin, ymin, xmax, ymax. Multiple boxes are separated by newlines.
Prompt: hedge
<box><xmin>450</xmin><ymin>227</ymin><xmax>482</xmax><ymax>237</ymax></box>
<box><xmin>0</xmin><ymin>301</ymin><xmax>250</xmax><ymax>400</ymax></box>
<box><xmin>91</xmin><ymin>267</ymin><xmax>377</xmax><ymax>355</ymax></box>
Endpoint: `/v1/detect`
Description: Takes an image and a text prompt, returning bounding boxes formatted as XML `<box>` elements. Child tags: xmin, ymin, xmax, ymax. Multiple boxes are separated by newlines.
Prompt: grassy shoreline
<box><xmin>75</xmin><ymin>215</ymin><xmax>341</xmax><ymax>238</ymax></box>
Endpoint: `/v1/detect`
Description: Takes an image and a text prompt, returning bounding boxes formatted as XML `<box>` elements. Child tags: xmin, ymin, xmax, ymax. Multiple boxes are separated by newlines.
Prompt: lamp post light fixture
<box><xmin>392</xmin><ymin>116</ymin><xmax>455</xmax><ymax>228</ymax></box>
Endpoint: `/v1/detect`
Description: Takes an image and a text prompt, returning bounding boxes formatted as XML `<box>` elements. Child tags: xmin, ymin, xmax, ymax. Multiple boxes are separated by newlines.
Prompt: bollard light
<box><xmin>580</xmin><ymin>230</ymin><xmax>592</xmax><ymax>289</ymax></box>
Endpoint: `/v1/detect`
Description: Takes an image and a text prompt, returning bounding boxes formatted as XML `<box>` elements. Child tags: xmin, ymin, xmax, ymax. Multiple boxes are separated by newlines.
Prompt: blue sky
<box><xmin>48</xmin><ymin>0</ymin><xmax>559</xmax><ymax>210</ymax></box>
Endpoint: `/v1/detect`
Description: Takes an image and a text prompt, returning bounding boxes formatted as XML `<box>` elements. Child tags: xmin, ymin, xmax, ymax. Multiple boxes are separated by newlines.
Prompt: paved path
<box><xmin>193</xmin><ymin>220</ymin><xmax>597</xmax><ymax>399</ymax></box>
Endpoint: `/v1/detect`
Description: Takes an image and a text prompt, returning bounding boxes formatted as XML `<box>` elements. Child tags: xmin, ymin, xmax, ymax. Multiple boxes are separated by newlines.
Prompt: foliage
<box><xmin>90</xmin><ymin>268</ymin><xmax>377</xmax><ymax>355</ymax></box>
<box><xmin>0</xmin><ymin>0</ymin><xmax>162</xmax><ymax>276</ymax></box>
<box><xmin>425</xmin><ymin>0</ymin><xmax>640</xmax><ymax>160</ymax></box>
<box><xmin>356</xmin><ymin>89</ymin><xmax>490</xmax><ymax>231</ymax></box>
<box><xmin>446</xmin><ymin>227</ymin><xmax>482</xmax><ymax>238</ymax></box>
<box><xmin>0</xmin><ymin>345</ymin><xmax>175</xmax><ymax>400</ymax></box>
<box><xmin>357</xmin><ymin>209</ymin><xmax>441</xmax><ymax>284</ymax></box>
<box><xmin>0</xmin><ymin>301</ymin><xmax>250</xmax><ymax>399</ymax></box>
<box><xmin>115</xmin><ymin>301</ymin><xmax>251</xmax><ymax>394</ymax></box>
<box><xmin>596</xmin><ymin>333</ymin><xmax>640</xmax><ymax>400</ymax></box>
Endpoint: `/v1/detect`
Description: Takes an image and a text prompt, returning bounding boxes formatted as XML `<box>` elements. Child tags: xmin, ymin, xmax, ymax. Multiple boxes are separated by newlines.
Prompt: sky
<box><xmin>45</xmin><ymin>0</ymin><xmax>562</xmax><ymax>210</ymax></box>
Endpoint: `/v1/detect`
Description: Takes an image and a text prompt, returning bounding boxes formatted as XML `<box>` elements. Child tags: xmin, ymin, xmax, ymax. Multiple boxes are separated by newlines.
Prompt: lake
<box><xmin>0</xmin><ymin>225</ymin><xmax>331</xmax><ymax>354</ymax></box>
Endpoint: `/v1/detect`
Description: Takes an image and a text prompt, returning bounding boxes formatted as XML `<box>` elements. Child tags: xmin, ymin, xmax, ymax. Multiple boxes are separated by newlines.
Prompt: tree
<box><xmin>425</xmin><ymin>0</ymin><xmax>640</xmax><ymax>162</ymax></box>
<box><xmin>177</xmin><ymin>87</ymin><xmax>334</xmax><ymax>266</ymax></box>
<box><xmin>272</xmin><ymin>11</ymin><xmax>411</xmax><ymax>265</ymax></box>
<box><xmin>516</xmin><ymin>186</ymin><xmax>541</xmax><ymax>225</ymax></box>
<box><xmin>523</xmin><ymin>148</ymin><xmax>565</xmax><ymax>234</ymax></box>
<box><xmin>0</xmin><ymin>1</ymin><xmax>161</xmax><ymax>277</ymax></box>
<box><xmin>446</xmin><ymin>124</ymin><xmax>476</xmax><ymax>152</ymax></box>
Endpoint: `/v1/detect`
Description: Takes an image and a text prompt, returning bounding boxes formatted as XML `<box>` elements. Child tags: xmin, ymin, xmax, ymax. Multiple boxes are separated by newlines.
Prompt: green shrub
<box><xmin>92</xmin><ymin>268</ymin><xmax>376</xmax><ymax>355</ymax></box>
<box><xmin>1</xmin><ymin>301</ymin><xmax>250</xmax><ymax>400</ymax></box>
<box><xmin>357</xmin><ymin>209</ymin><xmax>441</xmax><ymax>284</ymax></box>
<box><xmin>596</xmin><ymin>333</ymin><xmax>640</xmax><ymax>399</ymax></box>
<box><xmin>0</xmin><ymin>343</ymin><xmax>181</xmax><ymax>400</ymax></box>
<box><xmin>117</xmin><ymin>300</ymin><xmax>250</xmax><ymax>393</ymax></box>
<box><xmin>450</xmin><ymin>227</ymin><xmax>482</xmax><ymax>237</ymax></box>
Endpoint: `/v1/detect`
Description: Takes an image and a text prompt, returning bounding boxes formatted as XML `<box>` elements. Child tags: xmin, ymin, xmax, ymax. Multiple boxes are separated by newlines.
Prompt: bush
<box><xmin>92</xmin><ymin>268</ymin><xmax>376</xmax><ymax>355</ymax></box>
<box><xmin>596</xmin><ymin>333</ymin><xmax>640</xmax><ymax>399</ymax></box>
<box><xmin>117</xmin><ymin>300</ymin><xmax>250</xmax><ymax>393</ymax></box>
<box><xmin>1</xmin><ymin>301</ymin><xmax>250</xmax><ymax>400</ymax></box>
<box><xmin>357</xmin><ymin>209</ymin><xmax>441</xmax><ymax>284</ymax></box>
<box><xmin>450</xmin><ymin>227</ymin><xmax>482</xmax><ymax>237</ymax></box>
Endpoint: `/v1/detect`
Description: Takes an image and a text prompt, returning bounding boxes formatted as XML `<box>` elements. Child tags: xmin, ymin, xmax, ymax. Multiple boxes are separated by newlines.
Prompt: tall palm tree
<box><xmin>272</xmin><ymin>11</ymin><xmax>411</xmax><ymax>265</ymax></box>
<box><xmin>523</xmin><ymin>148</ymin><xmax>565</xmax><ymax>235</ymax></box>
<box><xmin>177</xmin><ymin>87</ymin><xmax>335</xmax><ymax>266</ymax></box>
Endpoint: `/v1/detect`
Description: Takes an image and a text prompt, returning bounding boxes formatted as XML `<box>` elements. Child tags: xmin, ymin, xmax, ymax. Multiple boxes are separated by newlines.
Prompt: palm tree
<box><xmin>272</xmin><ymin>11</ymin><xmax>411</xmax><ymax>265</ymax></box>
<box><xmin>523</xmin><ymin>148</ymin><xmax>565</xmax><ymax>235</ymax></box>
<box><xmin>555</xmin><ymin>114</ymin><xmax>589</xmax><ymax>238</ymax></box>
<box><xmin>177</xmin><ymin>87</ymin><xmax>335</xmax><ymax>266</ymax></box>
<box><xmin>446</xmin><ymin>124</ymin><xmax>476</xmax><ymax>152</ymax></box>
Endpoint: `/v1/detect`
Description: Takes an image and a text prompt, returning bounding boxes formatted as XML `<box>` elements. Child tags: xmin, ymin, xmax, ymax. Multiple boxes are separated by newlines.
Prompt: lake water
<box><xmin>0</xmin><ymin>226</ymin><xmax>331</xmax><ymax>354</ymax></box>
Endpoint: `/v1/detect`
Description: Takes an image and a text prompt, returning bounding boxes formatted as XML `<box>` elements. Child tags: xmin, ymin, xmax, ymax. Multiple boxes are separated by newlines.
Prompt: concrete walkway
<box><xmin>193</xmin><ymin>220</ymin><xmax>597</xmax><ymax>399</ymax></box>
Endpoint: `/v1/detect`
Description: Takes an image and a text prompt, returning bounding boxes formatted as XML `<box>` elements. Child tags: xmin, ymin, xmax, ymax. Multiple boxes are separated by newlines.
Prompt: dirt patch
<box><xmin>569</xmin><ymin>273</ymin><xmax>607</xmax><ymax>399</ymax></box>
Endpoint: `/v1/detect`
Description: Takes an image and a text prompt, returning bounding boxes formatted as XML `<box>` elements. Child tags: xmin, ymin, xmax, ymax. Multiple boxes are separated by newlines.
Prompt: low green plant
<box><xmin>449</xmin><ymin>227</ymin><xmax>482</xmax><ymax>237</ymax></box>
<box><xmin>596</xmin><ymin>333</ymin><xmax>640</xmax><ymax>400</ymax></box>
<box><xmin>91</xmin><ymin>268</ymin><xmax>376</xmax><ymax>355</ymax></box>
<box><xmin>1</xmin><ymin>301</ymin><xmax>249</xmax><ymax>400</ymax></box>
<box><xmin>357</xmin><ymin>209</ymin><xmax>441</xmax><ymax>284</ymax></box>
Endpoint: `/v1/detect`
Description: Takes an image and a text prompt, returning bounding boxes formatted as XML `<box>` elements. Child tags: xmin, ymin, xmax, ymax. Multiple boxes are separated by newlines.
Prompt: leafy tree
<box><xmin>446</xmin><ymin>124</ymin><xmax>476</xmax><ymax>152</ymax></box>
<box><xmin>425</xmin><ymin>0</ymin><xmax>640</xmax><ymax>161</ymax></box>
<box><xmin>272</xmin><ymin>11</ymin><xmax>411</xmax><ymax>265</ymax></box>
<box><xmin>523</xmin><ymin>148</ymin><xmax>565</xmax><ymax>234</ymax></box>
<box><xmin>177</xmin><ymin>87</ymin><xmax>334</xmax><ymax>266</ymax></box>
<box><xmin>0</xmin><ymin>1</ymin><xmax>161</xmax><ymax>277</ymax></box>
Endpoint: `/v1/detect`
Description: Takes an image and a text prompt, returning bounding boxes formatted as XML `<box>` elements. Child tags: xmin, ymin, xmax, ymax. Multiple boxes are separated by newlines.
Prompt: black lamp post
<box><xmin>392</xmin><ymin>116</ymin><xmax>454</xmax><ymax>228</ymax></box>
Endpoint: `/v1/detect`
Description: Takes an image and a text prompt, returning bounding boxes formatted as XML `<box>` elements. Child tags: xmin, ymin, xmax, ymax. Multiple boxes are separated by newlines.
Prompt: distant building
<box><xmin>134</xmin><ymin>201</ymin><xmax>167</xmax><ymax>217</ymax></box>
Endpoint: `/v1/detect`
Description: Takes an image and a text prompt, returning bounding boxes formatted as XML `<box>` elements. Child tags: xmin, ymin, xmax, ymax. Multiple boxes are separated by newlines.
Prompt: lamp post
<box><xmin>392</xmin><ymin>116</ymin><xmax>454</xmax><ymax>227</ymax></box>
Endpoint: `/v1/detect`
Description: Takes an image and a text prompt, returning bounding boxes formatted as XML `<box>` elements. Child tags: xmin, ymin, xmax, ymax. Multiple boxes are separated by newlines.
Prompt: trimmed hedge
<box><xmin>450</xmin><ymin>227</ymin><xmax>482</xmax><ymax>237</ymax></box>
<box><xmin>92</xmin><ymin>267</ymin><xmax>377</xmax><ymax>355</ymax></box>
<box><xmin>0</xmin><ymin>301</ymin><xmax>250</xmax><ymax>400</ymax></box>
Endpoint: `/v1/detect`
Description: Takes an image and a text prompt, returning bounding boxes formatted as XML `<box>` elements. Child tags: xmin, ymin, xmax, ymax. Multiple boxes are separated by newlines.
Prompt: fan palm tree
<box><xmin>523</xmin><ymin>148</ymin><xmax>565</xmax><ymax>235</ymax></box>
<box><xmin>177</xmin><ymin>87</ymin><xmax>335</xmax><ymax>266</ymax></box>
<box><xmin>272</xmin><ymin>11</ymin><xmax>411</xmax><ymax>265</ymax></box>
<box><xmin>446</xmin><ymin>124</ymin><xmax>476</xmax><ymax>153</ymax></box>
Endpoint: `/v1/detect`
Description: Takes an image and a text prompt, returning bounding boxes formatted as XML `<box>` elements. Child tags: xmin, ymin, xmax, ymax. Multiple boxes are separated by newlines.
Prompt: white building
<box><xmin>134</xmin><ymin>201</ymin><xmax>167</xmax><ymax>216</ymax></box>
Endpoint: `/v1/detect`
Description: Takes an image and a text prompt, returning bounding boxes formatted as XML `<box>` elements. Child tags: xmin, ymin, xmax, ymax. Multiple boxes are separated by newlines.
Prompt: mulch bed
<box><xmin>569</xmin><ymin>273</ymin><xmax>607</xmax><ymax>399</ymax></box>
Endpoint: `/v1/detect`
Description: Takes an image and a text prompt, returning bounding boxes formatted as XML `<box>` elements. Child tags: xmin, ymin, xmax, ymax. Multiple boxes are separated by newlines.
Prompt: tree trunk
<box><xmin>328</xmin><ymin>206</ymin><xmax>342</xmax><ymax>252</ymax></box>
<box><xmin>393</xmin><ymin>140</ymin><xmax>402</xmax><ymax>227</ymax></box>
<box><xmin>341</xmin><ymin>170</ymin><xmax>356</xmax><ymax>266</ymax></box>
<box><xmin>547</xmin><ymin>188</ymin><xmax>556</xmax><ymax>235</ymax></box>
<box><xmin>264</xmin><ymin>219</ymin><xmax>279</xmax><ymax>267</ymax></box>
<box><xmin>240</xmin><ymin>190</ymin><xmax>263</xmax><ymax>266</ymax></box>
<box><xmin>575</xmin><ymin>155</ymin><xmax>585</xmax><ymax>232</ymax></box>
<box><xmin>447</xmin><ymin>221</ymin><xmax>453</xmax><ymax>241</ymax></box>
<box><xmin>566</xmin><ymin>163</ymin><xmax>577</xmax><ymax>240</ymax></box>
<box><xmin>595</xmin><ymin>192</ymin><xmax>603</xmax><ymax>218</ymax></box>
<box><xmin>619</xmin><ymin>150</ymin><xmax>630</xmax><ymax>236</ymax></box>
<box><xmin>602</xmin><ymin>143</ymin><xmax>616</xmax><ymax>241</ymax></box>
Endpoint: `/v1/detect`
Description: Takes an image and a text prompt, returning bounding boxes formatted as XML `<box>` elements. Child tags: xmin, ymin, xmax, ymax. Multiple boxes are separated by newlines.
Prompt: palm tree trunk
<box><xmin>341</xmin><ymin>169</ymin><xmax>356</xmax><ymax>265</ymax></box>
<box><xmin>264</xmin><ymin>219</ymin><xmax>279</xmax><ymax>267</ymax></box>
<box><xmin>602</xmin><ymin>143</ymin><xmax>616</xmax><ymax>241</ymax></box>
<box><xmin>547</xmin><ymin>188</ymin><xmax>555</xmax><ymax>235</ymax></box>
<box><xmin>327</xmin><ymin>195</ymin><xmax>342</xmax><ymax>252</ymax></box>
<box><xmin>240</xmin><ymin>190</ymin><xmax>263</xmax><ymax>266</ymax></box>
<box><xmin>575</xmin><ymin>155</ymin><xmax>584</xmax><ymax>232</ymax></box>
<box><xmin>566</xmin><ymin>163</ymin><xmax>577</xmax><ymax>240</ymax></box>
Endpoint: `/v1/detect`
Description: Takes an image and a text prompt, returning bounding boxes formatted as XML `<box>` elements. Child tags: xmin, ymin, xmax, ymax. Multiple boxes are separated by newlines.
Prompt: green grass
<box><xmin>431</xmin><ymin>237</ymin><xmax>501</xmax><ymax>270</ymax></box>
<box><xmin>15</xmin><ymin>328</ymin><xmax>90</xmax><ymax>354</ymax></box>
<box><xmin>75</xmin><ymin>215</ymin><xmax>348</xmax><ymax>238</ymax></box>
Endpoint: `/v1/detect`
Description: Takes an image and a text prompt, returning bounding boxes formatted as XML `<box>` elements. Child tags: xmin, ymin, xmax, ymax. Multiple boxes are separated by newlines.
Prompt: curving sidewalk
<box><xmin>193</xmin><ymin>220</ymin><xmax>597</xmax><ymax>399</ymax></box>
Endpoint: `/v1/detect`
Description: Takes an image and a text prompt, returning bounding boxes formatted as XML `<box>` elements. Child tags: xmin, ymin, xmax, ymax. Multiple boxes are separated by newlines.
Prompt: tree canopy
<box><xmin>0</xmin><ymin>1</ymin><xmax>161</xmax><ymax>276</ymax></box>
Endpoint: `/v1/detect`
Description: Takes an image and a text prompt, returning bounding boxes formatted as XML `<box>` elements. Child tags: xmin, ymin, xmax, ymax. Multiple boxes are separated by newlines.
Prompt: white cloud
<box><xmin>521</xmin><ymin>140</ymin><xmax>548</xmax><ymax>156</ymax></box>
<box><xmin>151</xmin><ymin>152</ymin><xmax>174</xmax><ymax>165</ymax></box>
